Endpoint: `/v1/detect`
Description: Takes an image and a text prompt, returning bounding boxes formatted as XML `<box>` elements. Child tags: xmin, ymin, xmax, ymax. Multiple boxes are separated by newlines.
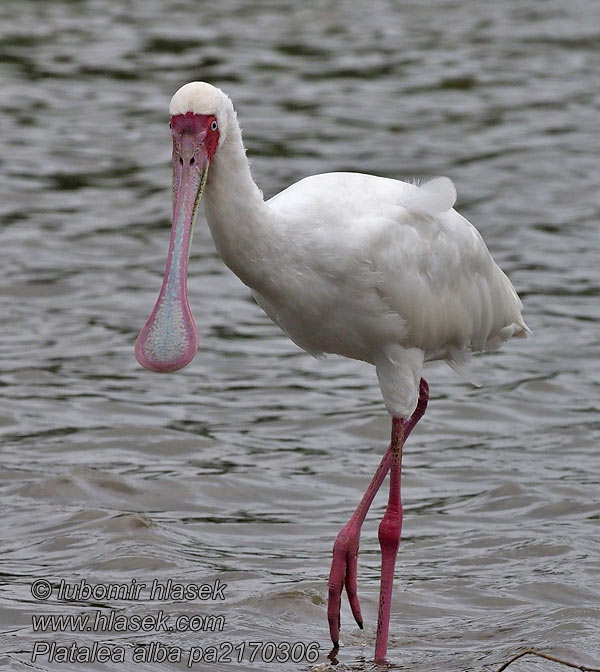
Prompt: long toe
<box><xmin>327</xmin><ymin>541</ymin><xmax>347</xmax><ymax>645</ymax></box>
<box><xmin>344</xmin><ymin>548</ymin><xmax>363</xmax><ymax>628</ymax></box>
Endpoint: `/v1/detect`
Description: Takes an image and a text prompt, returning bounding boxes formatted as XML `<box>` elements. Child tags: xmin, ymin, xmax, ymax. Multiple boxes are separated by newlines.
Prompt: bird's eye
<box><xmin>210</xmin><ymin>120</ymin><xmax>218</xmax><ymax>131</ymax></box>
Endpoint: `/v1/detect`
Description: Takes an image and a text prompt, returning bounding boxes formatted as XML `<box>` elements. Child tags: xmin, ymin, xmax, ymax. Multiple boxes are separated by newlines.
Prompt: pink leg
<box><xmin>327</xmin><ymin>379</ymin><xmax>429</xmax><ymax>647</ymax></box>
<box><xmin>374</xmin><ymin>416</ymin><xmax>405</xmax><ymax>661</ymax></box>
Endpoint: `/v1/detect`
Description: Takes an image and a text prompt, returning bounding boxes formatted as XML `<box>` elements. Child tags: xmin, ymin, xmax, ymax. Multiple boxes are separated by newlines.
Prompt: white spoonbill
<box><xmin>135</xmin><ymin>81</ymin><xmax>529</xmax><ymax>662</ymax></box>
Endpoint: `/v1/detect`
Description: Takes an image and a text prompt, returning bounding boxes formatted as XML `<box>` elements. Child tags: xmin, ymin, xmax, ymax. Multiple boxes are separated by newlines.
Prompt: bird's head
<box><xmin>135</xmin><ymin>82</ymin><xmax>232</xmax><ymax>373</ymax></box>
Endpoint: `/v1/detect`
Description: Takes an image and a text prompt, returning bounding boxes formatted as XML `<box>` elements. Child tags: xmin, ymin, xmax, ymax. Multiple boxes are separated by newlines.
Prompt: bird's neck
<box><xmin>203</xmin><ymin>116</ymin><xmax>274</xmax><ymax>291</ymax></box>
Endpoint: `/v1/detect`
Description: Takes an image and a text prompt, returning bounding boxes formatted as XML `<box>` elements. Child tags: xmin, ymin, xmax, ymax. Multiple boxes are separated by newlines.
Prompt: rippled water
<box><xmin>1</xmin><ymin>1</ymin><xmax>599</xmax><ymax>670</ymax></box>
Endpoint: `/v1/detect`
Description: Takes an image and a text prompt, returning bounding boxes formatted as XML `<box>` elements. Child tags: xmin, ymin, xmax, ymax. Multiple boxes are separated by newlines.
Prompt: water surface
<box><xmin>1</xmin><ymin>1</ymin><xmax>599</xmax><ymax>670</ymax></box>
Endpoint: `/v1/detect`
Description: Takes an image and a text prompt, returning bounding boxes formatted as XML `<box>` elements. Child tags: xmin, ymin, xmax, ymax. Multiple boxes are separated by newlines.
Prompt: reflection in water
<box><xmin>1</xmin><ymin>1</ymin><xmax>599</xmax><ymax>670</ymax></box>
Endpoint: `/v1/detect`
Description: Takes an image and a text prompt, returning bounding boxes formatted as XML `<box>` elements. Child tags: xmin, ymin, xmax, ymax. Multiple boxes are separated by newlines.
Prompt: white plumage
<box><xmin>175</xmin><ymin>82</ymin><xmax>529</xmax><ymax>417</ymax></box>
<box><xmin>265</xmin><ymin>173</ymin><xmax>528</xmax><ymax>415</ymax></box>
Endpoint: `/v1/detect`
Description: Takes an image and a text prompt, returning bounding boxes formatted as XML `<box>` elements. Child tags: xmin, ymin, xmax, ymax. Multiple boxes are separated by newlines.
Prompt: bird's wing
<box><xmin>370</xmin><ymin>202</ymin><xmax>528</xmax><ymax>362</ymax></box>
<box><xmin>267</xmin><ymin>172</ymin><xmax>528</xmax><ymax>365</ymax></box>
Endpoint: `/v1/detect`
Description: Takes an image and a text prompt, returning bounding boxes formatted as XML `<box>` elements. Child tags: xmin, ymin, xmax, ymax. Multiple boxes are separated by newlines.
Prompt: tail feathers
<box><xmin>486</xmin><ymin>322</ymin><xmax>531</xmax><ymax>350</ymax></box>
<box><xmin>514</xmin><ymin>322</ymin><xmax>532</xmax><ymax>338</ymax></box>
<box><xmin>403</xmin><ymin>177</ymin><xmax>457</xmax><ymax>216</ymax></box>
<box><xmin>447</xmin><ymin>321</ymin><xmax>530</xmax><ymax>386</ymax></box>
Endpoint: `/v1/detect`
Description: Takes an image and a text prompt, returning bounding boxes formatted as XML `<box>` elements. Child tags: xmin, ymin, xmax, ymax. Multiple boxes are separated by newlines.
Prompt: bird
<box><xmin>134</xmin><ymin>81</ymin><xmax>529</xmax><ymax>662</ymax></box>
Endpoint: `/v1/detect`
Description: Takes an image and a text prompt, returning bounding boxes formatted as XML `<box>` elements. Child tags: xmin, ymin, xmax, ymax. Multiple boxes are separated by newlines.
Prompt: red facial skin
<box><xmin>170</xmin><ymin>112</ymin><xmax>220</xmax><ymax>163</ymax></box>
<box><xmin>134</xmin><ymin>113</ymin><xmax>220</xmax><ymax>373</ymax></box>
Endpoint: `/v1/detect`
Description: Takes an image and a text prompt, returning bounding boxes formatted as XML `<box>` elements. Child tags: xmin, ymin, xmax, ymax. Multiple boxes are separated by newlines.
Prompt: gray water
<box><xmin>1</xmin><ymin>1</ymin><xmax>599</xmax><ymax>671</ymax></box>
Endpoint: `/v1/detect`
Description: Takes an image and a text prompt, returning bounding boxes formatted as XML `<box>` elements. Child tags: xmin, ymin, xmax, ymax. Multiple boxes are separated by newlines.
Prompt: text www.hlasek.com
<box><xmin>32</xmin><ymin>610</ymin><xmax>225</xmax><ymax>633</ymax></box>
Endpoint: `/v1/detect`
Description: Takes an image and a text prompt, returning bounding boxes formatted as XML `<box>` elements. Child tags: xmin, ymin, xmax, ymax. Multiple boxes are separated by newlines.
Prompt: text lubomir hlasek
<box><xmin>54</xmin><ymin>578</ymin><xmax>226</xmax><ymax>601</ymax></box>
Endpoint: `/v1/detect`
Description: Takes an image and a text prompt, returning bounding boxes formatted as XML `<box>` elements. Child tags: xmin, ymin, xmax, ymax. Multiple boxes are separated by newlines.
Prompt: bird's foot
<box><xmin>327</xmin><ymin>519</ymin><xmax>364</xmax><ymax>646</ymax></box>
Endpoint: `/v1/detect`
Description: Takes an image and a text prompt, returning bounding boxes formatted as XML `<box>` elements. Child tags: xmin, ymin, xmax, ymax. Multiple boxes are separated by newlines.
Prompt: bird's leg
<box><xmin>327</xmin><ymin>378</ymin><xmax>429</xmax><ymax>648</ymax></box>
<box><xmin>374</xmin><ymin>415</ymin><xmax>405</xmax><ymax>662</ymax></box>
<box><xmin>327</xmin><ymin>447</ymin><xmax>390</xmax><ymax>646</ymax></box>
